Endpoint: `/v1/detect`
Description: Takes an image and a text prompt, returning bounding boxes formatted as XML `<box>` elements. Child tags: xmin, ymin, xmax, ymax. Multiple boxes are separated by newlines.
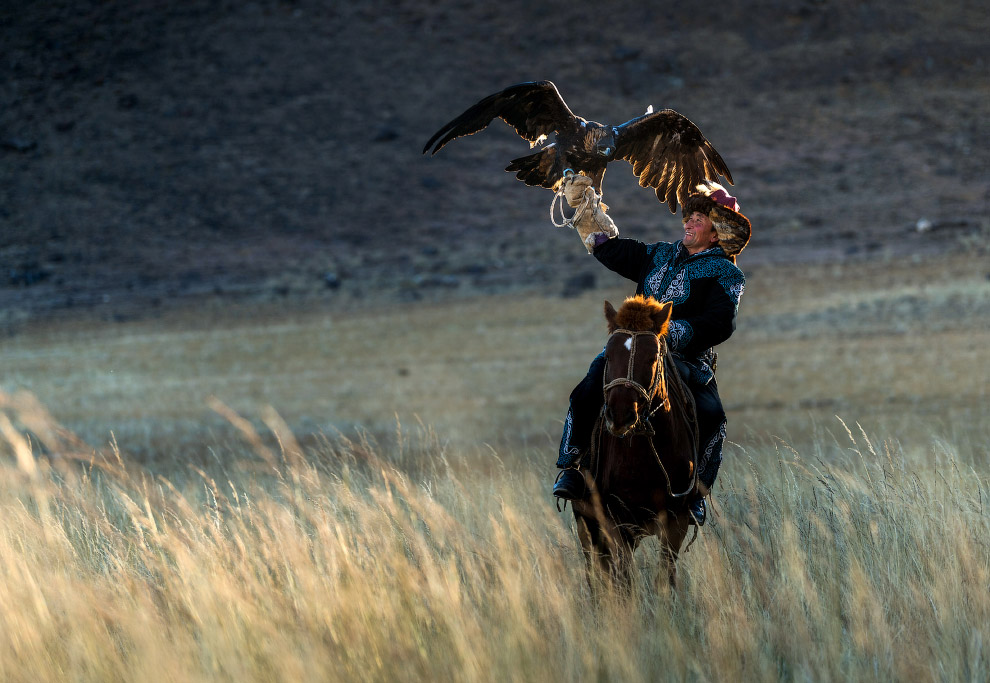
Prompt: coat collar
<box><xmin>672</xmin><ymin>241</ymin><xmax>728</xmax><ymax>262</ymax></box>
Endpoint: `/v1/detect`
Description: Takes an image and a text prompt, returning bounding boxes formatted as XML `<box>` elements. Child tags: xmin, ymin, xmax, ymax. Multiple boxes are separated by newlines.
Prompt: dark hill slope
<box><xmin>2</xmin><ymin>0</ymin><xmax>987</xmax><ymax>326</ymax></box>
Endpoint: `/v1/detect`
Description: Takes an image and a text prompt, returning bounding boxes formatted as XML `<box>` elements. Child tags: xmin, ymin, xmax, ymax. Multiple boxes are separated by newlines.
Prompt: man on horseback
<box><xmin>553</xmin><ymin>175</ymin><xmax>751</xmax><ymax>526</ymax></box>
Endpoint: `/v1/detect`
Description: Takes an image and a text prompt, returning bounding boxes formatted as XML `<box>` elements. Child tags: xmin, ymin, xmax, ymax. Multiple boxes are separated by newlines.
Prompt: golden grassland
<box><xmin>1</xmin><ymin>394</ymin><xmax>988</xmax><ymax>682</ymax></box>
<box><xmin>1</xmin><ymin>251</ymin><xmax>988</xmax><ymax>681</ymax></box>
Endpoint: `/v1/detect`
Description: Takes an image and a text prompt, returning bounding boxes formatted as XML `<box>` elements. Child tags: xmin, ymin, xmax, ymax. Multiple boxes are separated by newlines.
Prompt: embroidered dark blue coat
<box><xmin>593</xmin><ymin>237</ymin><xmax>745</xmax><ymax>384</ymax></box>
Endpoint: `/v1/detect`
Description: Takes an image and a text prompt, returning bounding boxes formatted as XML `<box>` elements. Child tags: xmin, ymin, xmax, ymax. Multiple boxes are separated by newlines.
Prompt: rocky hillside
<box><xmin>2</xmin><ymin>0</ymin><xmax>988</xmax><ymax>328</ymax></box>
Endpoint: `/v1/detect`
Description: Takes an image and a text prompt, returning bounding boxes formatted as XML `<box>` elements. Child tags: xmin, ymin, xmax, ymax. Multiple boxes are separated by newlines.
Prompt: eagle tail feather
<box><xmin>505</xmin><ymin>148</ymin><xmax>558</xmax><ymax>189</ymax></box>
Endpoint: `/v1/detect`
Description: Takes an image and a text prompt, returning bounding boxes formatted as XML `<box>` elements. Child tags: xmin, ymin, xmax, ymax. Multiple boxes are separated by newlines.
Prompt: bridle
<box><xmin>600</xmin><ymin>327</ymin><xmax>699</xmax><ymax>499</ymax></box>
<box><xmin>602</xmin><ymin>328</ymin><xmax>671</xmax><ymax>432</ymax></box>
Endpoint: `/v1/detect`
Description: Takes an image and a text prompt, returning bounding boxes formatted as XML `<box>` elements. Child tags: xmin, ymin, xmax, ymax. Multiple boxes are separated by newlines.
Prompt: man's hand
<box><xmin>562</xmin><ymin>174</ymin><xmax>594</xmax><ymax>208</ymax></box>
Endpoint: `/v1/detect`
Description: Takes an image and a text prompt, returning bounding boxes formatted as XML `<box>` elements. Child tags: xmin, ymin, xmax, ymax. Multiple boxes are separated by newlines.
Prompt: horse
<box><xmin>571</xmin><ymin>294</ymin><xmax>702</xmax><ymax>590</ymax></box>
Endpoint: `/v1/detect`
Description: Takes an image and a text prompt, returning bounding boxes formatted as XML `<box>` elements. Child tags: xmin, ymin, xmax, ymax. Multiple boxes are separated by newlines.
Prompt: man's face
<box><xmin>682</xmin><ymin>211</ymin><xmax>718</xmax><ymax>254</ymax></box>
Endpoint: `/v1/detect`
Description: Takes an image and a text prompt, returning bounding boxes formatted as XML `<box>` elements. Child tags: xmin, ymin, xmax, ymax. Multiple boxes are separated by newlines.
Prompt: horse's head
<box><xmin>601</xmin><ymin>295</ymin><xmax>673</xmax><ymax>437</ymax></box>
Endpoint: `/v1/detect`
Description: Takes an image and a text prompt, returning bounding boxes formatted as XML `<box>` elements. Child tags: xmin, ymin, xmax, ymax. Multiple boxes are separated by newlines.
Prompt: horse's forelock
<box><xmin>614</xmin><ymin>295</ymin><xmax>669</xmax><ymax>334</ymax></box>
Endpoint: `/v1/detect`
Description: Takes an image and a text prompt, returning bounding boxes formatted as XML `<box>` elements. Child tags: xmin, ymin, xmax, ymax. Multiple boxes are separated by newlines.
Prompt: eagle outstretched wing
<box><xmin>423</xmin><ymin>81</ymin><xmax>575</xmax><ymax>155</ymax></box>
<box><xmin>614</xmin><ymin>110</ymin><xmax>734</xmax><ymax>213</ymax></box>
<box><xmin>424</xmin><ymin>81</ymin><xmax>735</xmax><ymax>213</ymax></box>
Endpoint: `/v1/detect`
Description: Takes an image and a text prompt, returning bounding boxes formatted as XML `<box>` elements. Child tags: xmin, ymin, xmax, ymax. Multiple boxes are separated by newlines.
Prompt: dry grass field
<box><xmin>1</xmin><ymin>251</ymin><xmax>989</xmax><ymax>681</ymax></box>
<box><xmin>4</xmin><ymin>251</ymin><xmax>987</xmax><ymax>461</ymax></box>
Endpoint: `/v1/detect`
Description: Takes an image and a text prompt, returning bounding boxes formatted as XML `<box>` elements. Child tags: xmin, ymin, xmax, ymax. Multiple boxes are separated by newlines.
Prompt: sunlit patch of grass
<box><xmin>1</xmin><ymin>392</ymin><xmax>988</xmax><ymax>681</ymax></box>
<box><xmin>0</xmin><ymin>254</ymin><xmax>986</xmax><ymax>470</ymax></box>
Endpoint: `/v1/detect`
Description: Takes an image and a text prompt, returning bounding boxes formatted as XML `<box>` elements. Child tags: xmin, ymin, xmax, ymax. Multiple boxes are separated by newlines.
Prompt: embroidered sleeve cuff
<box><xmin>667</xmin><ymin>320</ymin><xmax>692</xmax><ymax>352</ymax></box>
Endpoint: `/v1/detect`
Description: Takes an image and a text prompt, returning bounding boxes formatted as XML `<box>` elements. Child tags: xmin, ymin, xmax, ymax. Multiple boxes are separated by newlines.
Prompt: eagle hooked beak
<box><xmin>598</xmin><ymin>127</ymin><xmax>618</xmax><ymax>158</ymax></box>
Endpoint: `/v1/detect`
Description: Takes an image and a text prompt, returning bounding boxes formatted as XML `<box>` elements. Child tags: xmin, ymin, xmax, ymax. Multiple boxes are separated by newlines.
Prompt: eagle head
<box><xmin>587</xmin><ymin>125</ymin><xmax>616</xmax><ymax>159</ymax></box>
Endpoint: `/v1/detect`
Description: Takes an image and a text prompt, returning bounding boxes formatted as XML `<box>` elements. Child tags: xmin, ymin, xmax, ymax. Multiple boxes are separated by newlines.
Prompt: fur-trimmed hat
<box><xmin>681</xmin><ymin>180</ymin><xmax>751</xmax><ymax>258</ymax></box>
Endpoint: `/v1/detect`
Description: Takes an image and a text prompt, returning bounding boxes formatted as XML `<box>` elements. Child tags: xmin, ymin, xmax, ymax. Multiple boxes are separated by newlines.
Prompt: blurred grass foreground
<box><xmin>1</xmin><ymin>389</ymin><xmax>988</xmax><ymax>682</ymax></box>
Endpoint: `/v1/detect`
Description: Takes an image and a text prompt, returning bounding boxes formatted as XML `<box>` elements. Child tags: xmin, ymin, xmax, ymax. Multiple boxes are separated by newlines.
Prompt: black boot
<box><xmin>687</xmin><ymin>498</ymin><xmax>707</xmax><ymax>526</ymax></box>
<box><xmin>552</xmin><ymin>468</ymin><xmax>586</xmax><ymax>500</ymax></box>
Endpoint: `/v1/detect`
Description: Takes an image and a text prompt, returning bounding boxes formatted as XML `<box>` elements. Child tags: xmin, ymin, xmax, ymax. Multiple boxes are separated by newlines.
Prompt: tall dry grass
<box><xmin>1</xmin><ymin>390</ymin><xmax>987</xmax><ymax>682</ymax></box>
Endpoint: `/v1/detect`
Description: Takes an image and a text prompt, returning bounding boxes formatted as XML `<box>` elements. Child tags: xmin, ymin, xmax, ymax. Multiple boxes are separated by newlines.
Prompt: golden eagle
<box><xmin>423</xmin><ymin>80</ymin><xmax>733</xmax><ymax>213</ymax></box>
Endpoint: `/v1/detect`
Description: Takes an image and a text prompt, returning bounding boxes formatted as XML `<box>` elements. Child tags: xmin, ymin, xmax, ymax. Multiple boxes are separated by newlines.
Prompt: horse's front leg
<box><xmin>609</xmin><ymin>533</ymin><xmax>639</xmax><ymax>594</ymax></box>
<box><xmin>655</xmin><ymin>511</ymin><xmax>691</xmax><ymax>589</ymax></box>
<box><xmin>575</xmin><ymin>512</ymin><xmax>638</xmax><ymax>596</ymax></box>
<box><xmin>575</xmin><ymin>514</ymin><xmax>615</xmax><ymax>592</ymax></box>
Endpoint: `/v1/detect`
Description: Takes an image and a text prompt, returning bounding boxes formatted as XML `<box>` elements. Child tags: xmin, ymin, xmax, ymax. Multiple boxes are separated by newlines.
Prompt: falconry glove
<box><xmin>561</xmin><ymin>176</ymin><xmax>618</xmax><ymax>253</ymax></box>
<box><xmin>562</xmin><ymin>174</ymin><xmax>609</xmax><ymax>211</ymax></box>
<box><xmin>563</xmin><ymin>174</ymin><xmax>593</xmax><ymax>208</ymax></box>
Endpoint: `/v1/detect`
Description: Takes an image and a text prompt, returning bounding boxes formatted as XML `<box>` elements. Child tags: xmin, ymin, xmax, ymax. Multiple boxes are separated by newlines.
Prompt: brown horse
<box><xmin>572</xmin><ymin>294</ymin><xmax>702</xmax><ymax>590</ymax></box>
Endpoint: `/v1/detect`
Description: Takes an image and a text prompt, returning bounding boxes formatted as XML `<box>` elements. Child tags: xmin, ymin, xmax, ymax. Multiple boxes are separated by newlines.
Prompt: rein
<box><xmin>649</xmin><ymin>350</ymin><xmax>699</xmax><ymax>499</ymax></box>
<box><xmin>597</xmin><ymin>328</ymin><xmax>700</xmax><ymax>499</ymax></box>
<box><xmin>602</xmin><ymin>329</ymin><xmax>670</xmax><ymax>427</ymax></box>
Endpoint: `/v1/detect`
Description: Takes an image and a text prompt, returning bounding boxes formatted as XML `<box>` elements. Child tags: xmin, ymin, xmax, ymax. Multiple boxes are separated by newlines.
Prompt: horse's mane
<box><xmin>612</xmin><ymin>295</ymin><xmax>670</xmax><ymax>335</ymax></box>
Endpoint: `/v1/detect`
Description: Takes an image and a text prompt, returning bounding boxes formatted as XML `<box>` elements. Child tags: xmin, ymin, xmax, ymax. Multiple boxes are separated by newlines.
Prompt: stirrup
<box><xmin>552</xmin><ymin>468</ymin><xmax>586</xmax><ymax>501</ymax></box>
<box><xmin>687</xmin><ymin>498</ymin><xmax>707</xmax><ymax>526</ymax></box>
